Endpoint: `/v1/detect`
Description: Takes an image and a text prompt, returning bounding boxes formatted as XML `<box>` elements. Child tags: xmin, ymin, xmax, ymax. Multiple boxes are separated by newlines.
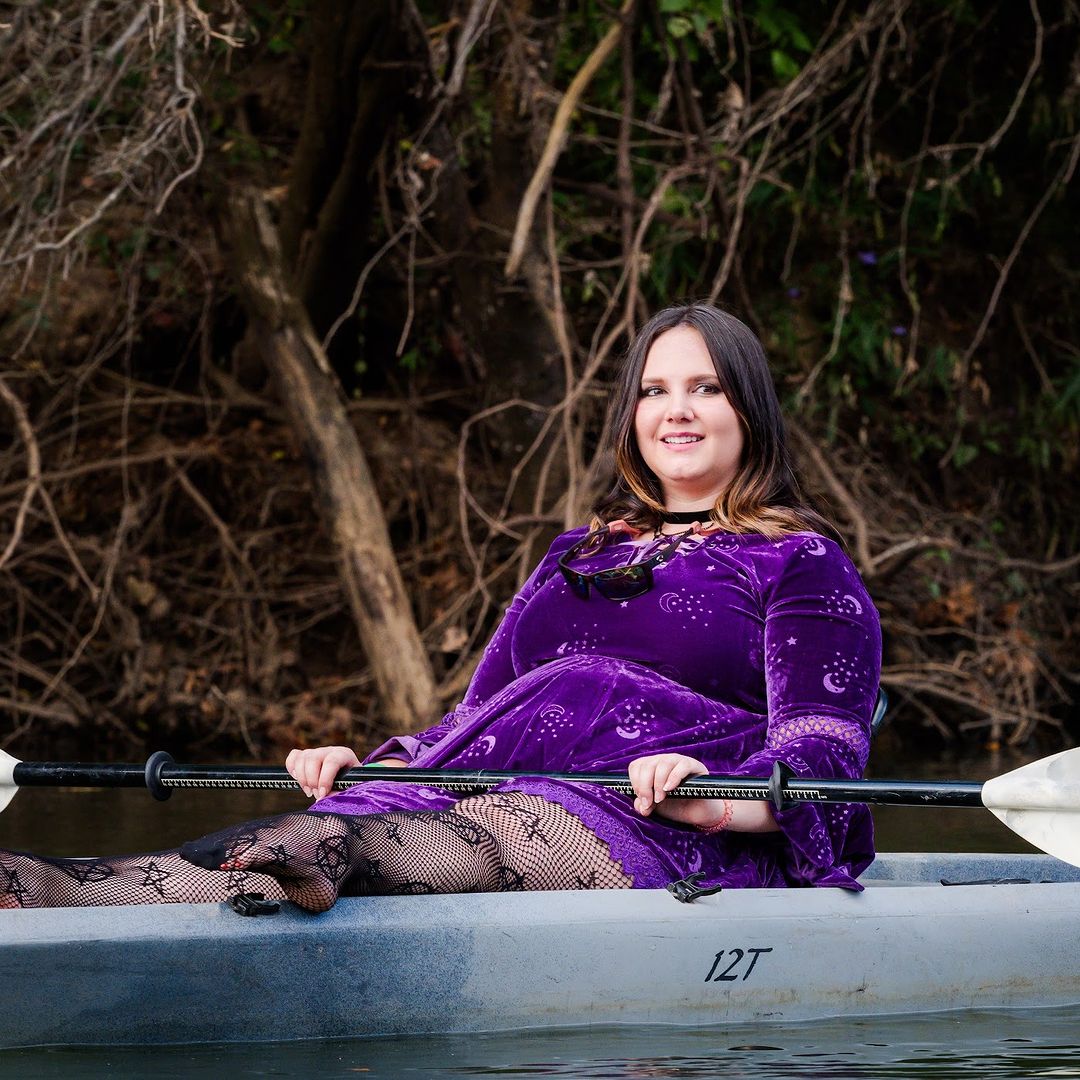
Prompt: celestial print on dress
<box><xmin>612</xmin><ymin>696</ymin><xmax>658</xmax><ymax>742</ymax></box>
<box><xmin>311</xmin><ymin>524</ymin><xmax>882</xmax><ymax>892</ymax></box>
<box><xmin>535</xmin><ymin>703</ymin><xmax>575</xmax><ymax>741</ymax></box>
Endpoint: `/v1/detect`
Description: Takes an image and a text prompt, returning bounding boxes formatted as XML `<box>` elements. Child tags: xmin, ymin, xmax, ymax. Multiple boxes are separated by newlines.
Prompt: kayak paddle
<box><xmin>2</xmin><ymin>746</ymin><xmax>1078</xmax><ymax>868</ymax></box>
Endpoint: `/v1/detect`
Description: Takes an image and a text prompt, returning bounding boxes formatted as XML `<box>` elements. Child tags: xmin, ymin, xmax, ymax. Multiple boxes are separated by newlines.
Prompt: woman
<box><xmin>1</xmin><ymin>304</ymin><xmax>880</xmax><ymax>912</ymax></box>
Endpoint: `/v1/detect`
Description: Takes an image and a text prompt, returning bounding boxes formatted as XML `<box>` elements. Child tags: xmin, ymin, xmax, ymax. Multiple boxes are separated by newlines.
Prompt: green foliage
<box><xmin>751</xmin><ymin>0</ymin><xmax>816</xmax><ymax>82</ymax></box>
<box><xmin>750</xmin><ymin>0</ymin><xmax>815</xmax><ymax>53</ymax></box>
<box><xmin>249</xmin><ymin>0</ymin><xmax>306</xmax><ymax>55</ymax></box>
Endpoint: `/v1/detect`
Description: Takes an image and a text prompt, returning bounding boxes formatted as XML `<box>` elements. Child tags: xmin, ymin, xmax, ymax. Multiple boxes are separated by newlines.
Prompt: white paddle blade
<box><xmin>0</xmin><ymin>747</ymin><xmax>21</xmax><ymax>814</ymax></box>
<box><xmin>981</xmin><ymin>747</ymin><xmax>1080</xmax><ymax>869</ymax></box>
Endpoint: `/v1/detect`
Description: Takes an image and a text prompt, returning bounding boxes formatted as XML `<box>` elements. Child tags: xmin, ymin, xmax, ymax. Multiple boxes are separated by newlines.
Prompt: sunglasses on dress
<box><xmin>558</xmin><ymin>526</ymin><xmax>690</xmax><ymax>601</ymax></box>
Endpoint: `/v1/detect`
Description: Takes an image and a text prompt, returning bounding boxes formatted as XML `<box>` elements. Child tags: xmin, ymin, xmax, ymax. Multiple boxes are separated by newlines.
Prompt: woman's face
<box><xmin>633</xmin><ymin>325</ymin><xmax>745</xmax><ymax>509</ymax></box>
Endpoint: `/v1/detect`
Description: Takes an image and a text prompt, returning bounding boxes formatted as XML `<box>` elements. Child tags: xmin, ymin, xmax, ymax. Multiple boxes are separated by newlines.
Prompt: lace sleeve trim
<box><xmin>765</xmin><ymin>714</ymin><xmax>869</xmax><ymax>766</ymax></box>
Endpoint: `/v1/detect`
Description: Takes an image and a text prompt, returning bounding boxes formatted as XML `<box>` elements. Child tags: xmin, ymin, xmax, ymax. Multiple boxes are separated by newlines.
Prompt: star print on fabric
<box><xmin>443</xmin><ymin>814</ymin><xmax>491</xmax><ymax>847</ymax></box>
<box><xmin>383</xmin><ymin>818</ymin><xmax>406</xmax><ymax>846</ymax></box>
<box><xmin>223</xmin><ymin>832</ymin><xmax>260</xmax><ymax>863</ymax></box>
<box><xmin>266</xmin><ymin>844</ymin><xmax>293</xmax><ymax>866</ymax></box>
<box><xmin>314</xmin><ymin>836</ymin><xmax>352</xmax><ymax>883</ymax></box>
<box><xmin>58</xmin><ymin>859</ymin><xmax>114</xmax><ymax>884</ymax></box>
<box><xmin>493</xmin><ymin>798</ymin><xmax>550</xmax><ymax>844</ymax></box>
<box><xmin>226</xmin><ymin>867</ymin><xmax>251</xmax><ymax>893</ymax></box>
<box><xmin>496</xmin><ymin>865</ymin><xmax>528</xmax><ymax>891</ymax></box>
<box><xmin>787</xmin><ymin>637</ymin><xmax>797</xmax><ymax>645</ymax></box>
<box><xmin>346</xmin><ymin>817</ymin><xmax>370</xmax><ymax>839</ymax></box>
<box><xmin>136</xmin><ymin>859</ymin><xmax>172</xmax><ymax>897</ymax></box>
<box><xmin>522</xmin><ymin>816</ymin><xmax>548</xmax><ymax>843</ymax></box>
<box><xmin>2</xmin><ymin>862</ymin><xmax>29</xmax><ymax>906</ymax></box>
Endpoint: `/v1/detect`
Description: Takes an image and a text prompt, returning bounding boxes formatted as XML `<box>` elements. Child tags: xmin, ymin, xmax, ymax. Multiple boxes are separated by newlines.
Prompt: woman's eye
<box><xmin>640</xmin><ymin>386</ymin><xmax>665</xmax><ymax>397</ymax></box>
<box><xmin>695</xmin><ymin>383</ymin><xmax>722</xmax><ymax>394</ymax></box>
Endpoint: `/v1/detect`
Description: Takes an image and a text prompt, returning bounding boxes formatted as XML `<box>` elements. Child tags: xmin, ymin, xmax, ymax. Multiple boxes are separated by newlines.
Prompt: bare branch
<box><xmin>504</xmin><ymin>0</ymin><xmax>634</xmax><ymax>278</ymax></box>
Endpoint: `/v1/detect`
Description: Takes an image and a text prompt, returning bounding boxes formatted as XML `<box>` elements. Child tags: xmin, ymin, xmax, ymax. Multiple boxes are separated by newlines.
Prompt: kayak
<box><xmin>3</xmin><ymin>851</ymin><xmax>1079</xmax><ymax>1049</ymax></box>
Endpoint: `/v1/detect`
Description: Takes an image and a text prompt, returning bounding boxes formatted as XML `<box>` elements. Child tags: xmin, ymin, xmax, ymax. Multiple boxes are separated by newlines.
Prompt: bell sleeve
<box><xmin>732</xmin><ymin>534</ymin><xmax>882</xmax><ymax>888</ymax></box>
<box><xmin>363</xmin><ymin>527</ymin><xmax>587</xmax><ymax>764</ymax></box>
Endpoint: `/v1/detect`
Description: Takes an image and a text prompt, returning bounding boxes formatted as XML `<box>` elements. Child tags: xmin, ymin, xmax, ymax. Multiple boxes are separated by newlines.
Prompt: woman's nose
<box><xmin>667</xmin><ymin>394</ymin><xmax>694</xmax><ymax>421</ymax></box>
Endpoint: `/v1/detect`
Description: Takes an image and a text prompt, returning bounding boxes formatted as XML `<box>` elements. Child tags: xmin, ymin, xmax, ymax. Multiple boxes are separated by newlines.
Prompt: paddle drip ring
<box><xmin>144</xmin><ymin>750</ymin><xmax>175</xmax><ymax>801</ymax></box>
<box><xmin>769</xmin><ymin>760</ymin><xmax>795</xmax><ymax>812</ymax></box>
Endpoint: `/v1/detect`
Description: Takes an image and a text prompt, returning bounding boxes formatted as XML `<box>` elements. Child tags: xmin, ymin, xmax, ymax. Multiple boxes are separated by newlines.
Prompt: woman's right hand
<box><xmin>285</xmin><ymin>745</ymin><xmax>360</xmax><ymax>800</ymax></box>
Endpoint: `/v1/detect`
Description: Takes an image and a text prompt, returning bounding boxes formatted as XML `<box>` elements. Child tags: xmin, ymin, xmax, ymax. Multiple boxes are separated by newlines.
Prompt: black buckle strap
<box><xmin>227</xmin><ymin>892</ymin><xmax>281</xmax><ymax>916</ymax></box>
<box><xmin>666</xmin><ymin>872</ymin><xmax>724</xmax><ymax>903</ymax></box>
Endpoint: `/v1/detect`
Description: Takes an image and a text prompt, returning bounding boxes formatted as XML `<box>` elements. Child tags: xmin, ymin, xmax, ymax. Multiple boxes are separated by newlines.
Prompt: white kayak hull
<box><xmin>3</xmin><ymin>852</ymin><xmax>1079</xmax><ymax>1048</ymax></box>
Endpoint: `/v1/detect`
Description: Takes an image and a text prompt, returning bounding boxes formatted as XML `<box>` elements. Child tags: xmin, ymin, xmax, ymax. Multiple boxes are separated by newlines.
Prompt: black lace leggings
<box><xmin>1</xmin><ymin>792</ymin><xmax>632</xmax><ymax>912</ymax></box>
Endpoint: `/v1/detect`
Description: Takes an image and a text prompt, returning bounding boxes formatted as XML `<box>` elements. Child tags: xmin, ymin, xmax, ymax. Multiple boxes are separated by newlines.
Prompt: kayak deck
<box><xmin>4</xmin><ymin>852</ymin><xmax>1080</xmax><ymax>1048</ymax></box>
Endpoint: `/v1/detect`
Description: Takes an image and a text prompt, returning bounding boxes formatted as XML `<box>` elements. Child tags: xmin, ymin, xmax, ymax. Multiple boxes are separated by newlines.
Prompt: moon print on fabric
<box><xmin>613</xmin><ymin>698</ymin><xmax>656</xmax><ymax>741</ymax></box>
<box><xmin>822</xmin><ymin>588</ymin><xmax>869</xmax><ymax>617</ymax></box>
<box><xmin>711</xmin><ymin>535</ymin><xmax>742</xmax><ymax>554</ymax></box>
<box><xmin>803</xmin><ymin>537</ymin><xmax>827</xmax><ymax>556</ymax></box>
<box><xmin>460</xmin><ymin>734</ymin><xmax>496</xmax><ymax>762</ymax></box>
<box><xmin>555</xmin><ymin>632</ymin><xmax>599</xmax><ymax>657</ymax></box>
<box><xmin>536</xmin><ymin>703</ymin><xmax>571</xmax><ymax>740</ymax></box>
<box><xmin>657</xmin><ymin>591</ymin><xmax>710</xmax><ymax>624</ymax></box>
<box><xmin>809</xmin><ymin>822</ymin><xmax>831</xmax><ymax>858</ymax></box>
<box><xmin>822</xmin><ymin>650</ymin><xmax>863</xmax><ymax>695</ymax></box>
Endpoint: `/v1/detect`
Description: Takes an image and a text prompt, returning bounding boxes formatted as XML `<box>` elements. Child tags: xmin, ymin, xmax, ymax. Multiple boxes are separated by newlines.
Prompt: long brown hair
<box><xmin>593</xmin><ymin>304</ymin><xmax>838</xmax><ymax>540</ymax></box>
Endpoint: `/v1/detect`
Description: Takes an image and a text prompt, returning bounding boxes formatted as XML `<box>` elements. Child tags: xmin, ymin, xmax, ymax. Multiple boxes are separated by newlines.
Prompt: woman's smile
<box><xmin>659</xmin><ymin>431</ymin><xmax>703</xmax><ymax>447</ymax></box>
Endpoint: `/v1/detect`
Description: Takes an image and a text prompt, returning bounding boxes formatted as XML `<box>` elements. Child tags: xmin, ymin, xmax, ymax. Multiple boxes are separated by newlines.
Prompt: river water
<box><xmin>3</xmin><ymin>745</ymin><xmax>1078</xmax><ymax>1077</ymax></box>
<box><xmin>5</xmin><ymin>1007</ymin><xmax>1080</xmax><ymax>1078</ymax></box>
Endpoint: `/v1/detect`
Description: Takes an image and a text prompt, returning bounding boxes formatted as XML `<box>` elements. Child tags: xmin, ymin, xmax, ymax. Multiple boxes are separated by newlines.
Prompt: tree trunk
<box><xmin>224</xmin><ymin>187</ymin><xmax>439</xmax><ymax>731</ymax></box>
<box><xmin>279</xmin><ymin>0</ymin><xmax>413</xmax><ymax>341</ymax></box>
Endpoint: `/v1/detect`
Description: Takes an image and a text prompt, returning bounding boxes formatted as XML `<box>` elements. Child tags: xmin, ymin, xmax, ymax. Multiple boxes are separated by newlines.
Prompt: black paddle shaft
<box><xmin>9</xmin><ymin>754</ymin><xmax>986</xmax><ymax>809</ymax></box>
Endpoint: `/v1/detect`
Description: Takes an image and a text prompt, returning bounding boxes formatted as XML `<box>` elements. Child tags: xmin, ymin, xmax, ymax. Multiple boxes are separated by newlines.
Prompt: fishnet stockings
<box><xmin>1</xmin><ymin>793</ymin><xmax>631</xmax><ymax>913</ymax></box>
<box><xmin>0</xmin><ymin>849</ymin><xmax>287</xmax><ymax>909</ymax></box>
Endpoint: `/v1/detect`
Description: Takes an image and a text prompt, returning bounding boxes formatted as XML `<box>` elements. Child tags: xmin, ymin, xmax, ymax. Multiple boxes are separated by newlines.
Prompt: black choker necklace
<box><xmin>660</xmin><ymin>509</ymin><xmax>713</xmax><ymax>524</ymax></box>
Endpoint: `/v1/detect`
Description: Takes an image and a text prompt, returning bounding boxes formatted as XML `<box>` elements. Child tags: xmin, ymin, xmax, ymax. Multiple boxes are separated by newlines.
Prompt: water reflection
<box><xmin>868</xmin><ymin>741</ymin><xmax>1039</xmax><ymax>857</ymax></box>
<box><xmin>4</xmin><ymin>1008</ymin><xmax>1080</xmax><ymax>1078</ymax></box>
<box><xmin>3</xmin><ymin>785</ymin><xmax>306</xmax><ymax>857</ymax></box>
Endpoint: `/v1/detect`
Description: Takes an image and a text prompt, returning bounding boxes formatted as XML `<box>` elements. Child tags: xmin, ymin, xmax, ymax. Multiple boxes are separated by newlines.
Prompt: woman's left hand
<box><xmin>628</xmin><ymin>753</ymin><xmax>710</xmax><ymax>824</ymax></box>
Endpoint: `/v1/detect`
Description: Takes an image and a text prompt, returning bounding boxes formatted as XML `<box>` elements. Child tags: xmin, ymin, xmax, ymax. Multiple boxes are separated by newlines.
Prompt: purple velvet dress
<box><xmin>311</xmin><ymin>527</ymin><xmax>881</xmax><ymax>891</ymax></box>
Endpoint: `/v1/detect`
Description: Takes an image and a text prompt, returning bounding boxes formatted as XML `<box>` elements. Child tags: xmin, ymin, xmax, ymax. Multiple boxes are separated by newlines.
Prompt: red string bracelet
<box><xmin>698</xmin><ymin>797</ymin><xmax>734</xmax><ymax>834</ymax></box>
